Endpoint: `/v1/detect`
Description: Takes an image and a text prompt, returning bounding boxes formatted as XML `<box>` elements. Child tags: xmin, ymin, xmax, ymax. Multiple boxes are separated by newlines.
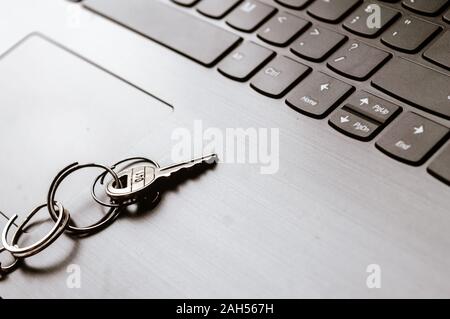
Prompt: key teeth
<box><xmin>159</xmin><ymin>155</ymin><xmax>218</xmax><ymax>188</ymax></box>
<box><xmin>205</xmin><ymin>154</ymin><xmax>219</xmax><ymax>164</ymax></box>
<box><xmin>200</xmin><ymin>154</ymin><xmax>219</xmax><ymax>166</ymax></box>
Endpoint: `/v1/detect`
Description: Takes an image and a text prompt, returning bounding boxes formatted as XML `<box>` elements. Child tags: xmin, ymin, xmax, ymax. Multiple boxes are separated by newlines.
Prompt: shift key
<box><xmin>371</xmin><ymin>58</ymin><xmax>450</xmax><ymax>120</ymax></box>
<box><xmin>84</xmin><ymin>0</ymin><xmax>241</xmax><ymax>66</ymax></box>
<box><xmin>376</xmin><ymin>112</ymin><xmax>449</xmax><ymax>166</ymax></box>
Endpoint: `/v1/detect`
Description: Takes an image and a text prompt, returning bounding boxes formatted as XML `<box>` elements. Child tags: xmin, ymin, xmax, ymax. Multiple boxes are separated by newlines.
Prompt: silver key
<box><xmin>105</xmin><ymin>154</ymin><xmax>218</xmax><ymax>201</ymax></box>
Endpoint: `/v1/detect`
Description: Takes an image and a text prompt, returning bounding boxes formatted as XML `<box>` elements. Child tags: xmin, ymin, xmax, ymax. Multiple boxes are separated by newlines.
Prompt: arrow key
<box><xmin>286</xmin><ymin>72</ymin><xmax>354</xmax><ymax>118</ymax></box>
<box><xmin>376</xmin><ymin>112</ymin><xmax>449</xmax><ymax>165</ymax></box>
<box><xmin>329</xmin><ymin>108</ymin><xmax>380</xmax><ymax>141</ymax></box>
<box><xmin>345</xmin><ymin>91</ymin><xmax>401</xmax><ymax>124</ymax></box>
<box><xmin>257</xmin><ymin>12</ymin><xmax>310</xmax><ymax>47</ymax></box>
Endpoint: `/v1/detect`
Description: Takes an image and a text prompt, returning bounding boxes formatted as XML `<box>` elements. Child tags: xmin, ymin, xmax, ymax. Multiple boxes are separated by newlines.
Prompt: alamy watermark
<box><xmin>171</xmin><ymin>120</ymin><xmax>280</xmax><ymax>175</ymax></box>
<box><xmin>366</xmin><ymin>264</ymin><xmax>381</xmax><ymax>289</ymax></box>
<box><xmin>66</xmin><ymin>264</ymin><xmax>82</xmax><ymax>289</ymax></box>
<box><xmin>347</xmin><ymin>4</ymin><xmax>382</xmax><ymax>29</ymax></box>
<box><xmin>366</xmin><ymin>4</ymin><xmax>382</xmax><ymax>29</ymax></box>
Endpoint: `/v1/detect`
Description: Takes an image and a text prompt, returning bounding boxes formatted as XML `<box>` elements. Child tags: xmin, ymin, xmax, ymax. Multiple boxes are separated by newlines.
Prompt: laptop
<box><xmin>0</xmin><ymin>0</ymin><xmax>449</xmax><ymax>298</ymax></box>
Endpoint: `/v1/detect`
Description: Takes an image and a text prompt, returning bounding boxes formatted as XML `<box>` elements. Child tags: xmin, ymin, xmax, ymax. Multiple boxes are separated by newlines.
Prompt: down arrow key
<box><xmin>329</xmin><ymin>108</ymin><xmax>380</xmax><ymax>141</ymax></box>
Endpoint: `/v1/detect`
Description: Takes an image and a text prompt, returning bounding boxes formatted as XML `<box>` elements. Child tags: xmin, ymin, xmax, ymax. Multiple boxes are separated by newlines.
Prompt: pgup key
<box><xmin>106</xmin><ymin>154</ymin><xmax>218</xmax><ymax>201</ymax></box>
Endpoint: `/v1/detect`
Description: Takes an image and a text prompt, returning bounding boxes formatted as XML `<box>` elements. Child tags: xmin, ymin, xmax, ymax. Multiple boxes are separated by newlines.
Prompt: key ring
<box><xmin>0</xmin><ymin>246</ymin><xmax>20</xmax><ymax>275</ymax></box>
<box><xmin>1</xmin><ymin>218</ymin><xmax>22</xmax><ymax>274</ymax></box>
<box><xmin>92</xmin><ymin>157</ymin><xmax>160</xmax><ymax>207</ymax></box>
<box><xmin>2</xmin><ymin>202</ymin><xmax>70</xmax><ymax>258</ymax></box>
<box><xmin>47</xmin><ymin>163</ymin><xmax>123</xmax><ymax>235</ymax></box>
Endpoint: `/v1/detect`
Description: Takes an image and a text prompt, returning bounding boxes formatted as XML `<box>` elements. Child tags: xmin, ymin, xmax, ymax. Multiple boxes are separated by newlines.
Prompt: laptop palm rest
<box><xmin>0</xmin><ymin>34</ymin><xmax>172</xmax><ymax>231</ymax></box>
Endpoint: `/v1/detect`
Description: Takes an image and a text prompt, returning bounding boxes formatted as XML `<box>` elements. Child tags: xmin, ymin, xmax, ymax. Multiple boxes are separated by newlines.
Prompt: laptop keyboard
<box><xmin>82</xmin><ymin>0</ymin><xmax>450</xmax><ymax>186</ymax></box>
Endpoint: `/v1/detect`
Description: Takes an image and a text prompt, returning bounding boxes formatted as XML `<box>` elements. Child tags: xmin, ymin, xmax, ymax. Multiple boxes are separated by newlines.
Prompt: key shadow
<box><xmin>18</xmin><ymin>235</ymin><xmax>80</xmax><ymax>277</ymax></box>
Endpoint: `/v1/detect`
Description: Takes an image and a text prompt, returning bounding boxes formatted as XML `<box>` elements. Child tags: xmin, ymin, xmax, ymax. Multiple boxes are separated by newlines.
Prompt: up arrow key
<box><xmin>360</xmin><ymin>98</ymin><xmax>369</xmax><ymax>106</ymax></box>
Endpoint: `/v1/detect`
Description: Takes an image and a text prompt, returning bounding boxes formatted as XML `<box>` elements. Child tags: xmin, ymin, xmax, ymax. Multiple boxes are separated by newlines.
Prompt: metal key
<box><xmin>105</xmin><ymin>154</ymin><xmax>218</xmax><ymax>201</ymax></box>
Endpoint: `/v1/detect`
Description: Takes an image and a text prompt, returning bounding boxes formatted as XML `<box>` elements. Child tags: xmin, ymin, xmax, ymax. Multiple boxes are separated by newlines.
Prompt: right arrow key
<box><xmin>376</xmin><ymin>112</ymin><xmax>449</xmax><ymax>166</ymax></box>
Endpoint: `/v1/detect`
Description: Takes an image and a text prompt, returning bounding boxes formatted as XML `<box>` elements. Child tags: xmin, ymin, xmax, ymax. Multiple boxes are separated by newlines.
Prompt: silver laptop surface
<box><xmin>0</xmin><ymin>0</ymin><xmax>449</xmax><ymax>298</ymax></box>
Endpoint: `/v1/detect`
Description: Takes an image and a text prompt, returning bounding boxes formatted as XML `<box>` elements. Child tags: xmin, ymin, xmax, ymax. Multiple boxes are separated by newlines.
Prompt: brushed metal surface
<box><xmin>0</xmin><ymin>0</ymin><xmax>449</xmax><ymax>298</ymax></box>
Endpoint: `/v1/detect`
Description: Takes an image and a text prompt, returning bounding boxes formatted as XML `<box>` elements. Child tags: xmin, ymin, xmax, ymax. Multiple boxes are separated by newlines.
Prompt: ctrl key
<box><xmin>376</xmin><ymin>112</ymin><xmax>449</xmax><ymax>166</ymax></box>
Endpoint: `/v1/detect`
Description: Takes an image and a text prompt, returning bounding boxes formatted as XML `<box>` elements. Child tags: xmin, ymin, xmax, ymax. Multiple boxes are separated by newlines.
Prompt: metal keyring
<box><xmin>0</xmin><ymin>246</ymin><xmax>20</xmax><ymax>275</ymax></box>
<box><xmin>47</xmin><ymin>162</ymin><xmax>122</xmax><ymax>235</ymax></box>
<box><xmin>1</xmin><ymin>222</ymin><xmax>23</xmax><ymax>275</ymax></box>
<box><xmin>2</xmin><ymin>202</ymin><xmax>70</xmax><ymax>258</ymax></box>
<box><xmin>92</xmin><ymin>157</ymin><xmax>160</xmax><ymax>207</ymax></box>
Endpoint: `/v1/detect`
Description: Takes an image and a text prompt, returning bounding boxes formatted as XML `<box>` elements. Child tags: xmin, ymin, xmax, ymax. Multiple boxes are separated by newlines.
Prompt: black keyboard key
<box><xmin>445</xmin><ymin>9</ymin><xmax>450</xmax><ymax>23</ymax></box>
<box><xmin>218</xmin><ymin>42</ymin><xmax>275</xmax><ymax>81</ymax></box>
<box><xmin>83</xmin><ymin>0</ymin><xmax>241</xmax><ymax>67</ymax></box>
<box><xmin>328</xmin><ymin>41</ymin><xmax>390</xmax><ymax>80</ymax></box>
<box><xmin>275</xmin><ymin>0</ymin><xmax>312</xmax><ymax>9</ymax></box>
<box><xmin>290</xmin><ymin>26</ymin><xmax>346</xmax><ymax>62</ymax></box>
<box><xmin>250</xmin><ymin>56</ymin><xmax>310</xmax><ymax>98</ymax></box>
<box><xmin>286</xmin><ymin>72</ymin><xmax>353</xmax><ymax>118</ymax></box>
<box><xmin>381</xmin><ymin>17</ymin><xmax>441</xmax><ymax>53</ymax></box>
<box><xmin>172</xmin><ymin>0</ymin><xmax>199</xmax><ymax>7</ymax></box>
<box><xmin>197</xmin><ymin>0</ymin><xmax>242</xmax><ymax>19</ymax></box>
<box><xmin>345</xmin><ymin>92</ymin><xmax>401</xmax><ymax>124</ymax></box>
<box><xmin>402</xmin><ymin>0</ymin><xmax>449</xmax><ymax>16</ymax></box>
<box><xmin>428</xmin><ymin>143</ymin><xmax>450</xmax><ymax>186</ymax></box>
<box><xmin>307</xmin><ymin>0</ymin><xmax>362</xmax><ymax>23</ymax></box>
<box><xmin>371</xmin><ymin>58</ymin><xmax>450</xmax><ymax>119</ymax></box>
<box><xmin>343</xmin><ymin>3</ymin><xmax>400</xmax><ymax>37</ymax></box>
<box><xmin>226</xmin><ymin>0</ymin><xmax>276</xmax><ymax>32</ymax></box>
<box><xmin>376</xmin><ymin>112</ymin><xmax>449</xmax><ymax>165</ymax></box>
<box><xmin>329</xmin><ymin>108</ymin><xmax>380</xmax><ymax>141</ymax></box>
<box><xmin>257</xmin><ymin>12</ymin><xmax>310</xmax><ymax>46</ymax></box>
<box><xmin>423</xmin><ymin>31</ymin><xmax>450</xmax><ymax>70</ymax></box>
